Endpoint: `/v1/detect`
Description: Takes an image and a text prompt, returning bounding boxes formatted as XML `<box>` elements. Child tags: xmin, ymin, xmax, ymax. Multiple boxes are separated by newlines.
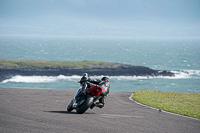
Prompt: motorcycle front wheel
<box><xmin>67</xmin><ymin>101</ymin><xmax>73</xmax><ymax>112</ymax></box>
<box><xmin>76</xmin><ymin>96</ymin><xmax>94</xmax><ymax>114</ymax></box>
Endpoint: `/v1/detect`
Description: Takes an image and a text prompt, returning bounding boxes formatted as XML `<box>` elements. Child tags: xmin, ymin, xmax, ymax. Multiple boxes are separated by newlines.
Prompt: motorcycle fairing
<box><xmin>89</xmin><ymin>86</ymin><xmax>105</xmax><ymax>97</ymax></box>
<box><xmin>72</xmin><ymin>86</ymin><xmax>84</xmax><ymax>108</ymax></box>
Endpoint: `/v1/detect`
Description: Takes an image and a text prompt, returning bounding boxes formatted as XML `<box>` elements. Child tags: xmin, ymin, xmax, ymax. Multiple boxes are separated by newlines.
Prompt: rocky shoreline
<box><xmin>0</xmin><ymin>63</ymin><xmax>174</xmax><ymax>82</ymax></box>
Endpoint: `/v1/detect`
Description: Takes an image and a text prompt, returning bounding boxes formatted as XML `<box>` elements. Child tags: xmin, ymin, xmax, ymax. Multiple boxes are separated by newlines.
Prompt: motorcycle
<box><xmin>67</xmin><ymin>81</ymin><xmax>105</xmax><ymax>114</ymax></box>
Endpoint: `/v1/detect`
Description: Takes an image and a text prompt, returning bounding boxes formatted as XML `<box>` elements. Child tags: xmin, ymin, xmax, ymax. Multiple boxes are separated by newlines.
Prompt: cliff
<box><xmin>0</xmin><ymin>59</ymin><xmax>174</xmax><ymax>81</ymax></box>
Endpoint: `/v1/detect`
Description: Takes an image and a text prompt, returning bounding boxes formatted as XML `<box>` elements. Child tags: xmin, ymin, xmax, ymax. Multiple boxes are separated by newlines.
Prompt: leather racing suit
<box><xmin>80</xmin><ymin>76</ymin><xmax>110</xmax><ymax>108</ymax></box>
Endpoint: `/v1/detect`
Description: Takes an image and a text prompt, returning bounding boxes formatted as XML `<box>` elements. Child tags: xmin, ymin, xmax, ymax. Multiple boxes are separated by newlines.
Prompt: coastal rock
<box><xmin>0</xmin><ymin>63</ymin><xmax>174</xmax><ymax>82</ymax></box>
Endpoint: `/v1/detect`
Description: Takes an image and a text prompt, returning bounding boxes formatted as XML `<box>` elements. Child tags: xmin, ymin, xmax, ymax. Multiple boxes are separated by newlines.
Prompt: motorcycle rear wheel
<box><xmin>76</xmin><ymin>96</ymin><xmax>94</xmax><ymax>114</ymax></box>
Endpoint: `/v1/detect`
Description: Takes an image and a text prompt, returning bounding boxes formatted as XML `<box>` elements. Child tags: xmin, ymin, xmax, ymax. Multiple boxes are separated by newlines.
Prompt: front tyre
<box><xmin>67</xmin><ymin>105</ymin><xmax>73</xmax><ymax>112</ymax></box>
<box><xmin>67</xmin><ymin>101</ymin><xmax>73</xmax><ymax>112</ymax></box>
<box><xmin>76</xmin><ymin>96</ymin><xmax>94</xmax><ymax>114</ymax></box>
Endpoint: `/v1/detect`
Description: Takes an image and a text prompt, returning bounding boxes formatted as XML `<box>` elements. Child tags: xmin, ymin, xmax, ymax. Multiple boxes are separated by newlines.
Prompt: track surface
<box><xmin>0</xmin><ymin>87</ymin><xmax>199</xmax><ymax>133</ymax></box>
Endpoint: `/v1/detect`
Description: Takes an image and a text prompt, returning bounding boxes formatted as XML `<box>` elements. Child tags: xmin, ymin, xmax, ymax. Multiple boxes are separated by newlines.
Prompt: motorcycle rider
<box><xmin>80</xmin><ymin>73</ymin><xmax>110</xmax><ymax>108</ymax></box>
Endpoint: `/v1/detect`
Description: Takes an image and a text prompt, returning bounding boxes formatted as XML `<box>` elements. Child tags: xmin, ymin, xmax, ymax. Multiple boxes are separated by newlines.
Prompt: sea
<box><xmin>0</xmin><ymin>36</ymin><xmax>200</xmax><ymax>93</ymax></box>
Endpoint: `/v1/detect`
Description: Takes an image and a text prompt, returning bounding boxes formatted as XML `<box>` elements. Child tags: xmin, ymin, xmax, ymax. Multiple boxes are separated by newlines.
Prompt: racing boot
<box><xmin>95</xmin><ymin>102</ymin><xmax>104</xmax><ymax>108</ymax></box>
<box><xmin>96</xmin><ymin>96</ymin><xmax>105</xmax><ymax>108</ymax></box>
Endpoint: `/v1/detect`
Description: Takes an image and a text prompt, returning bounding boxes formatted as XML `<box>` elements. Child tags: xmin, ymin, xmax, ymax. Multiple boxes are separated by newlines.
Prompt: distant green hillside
<box><xmin>0</xmin><ymin>59</ymin><xmax>115</xmax><ymax>69</ymax></box>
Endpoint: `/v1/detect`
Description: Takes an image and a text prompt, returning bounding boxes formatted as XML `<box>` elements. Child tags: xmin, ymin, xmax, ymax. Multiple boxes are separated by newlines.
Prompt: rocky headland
<box><xmin>0</xmin><ymin>59</ymin><xmax>174</xmax><ymax>82</ymax></box>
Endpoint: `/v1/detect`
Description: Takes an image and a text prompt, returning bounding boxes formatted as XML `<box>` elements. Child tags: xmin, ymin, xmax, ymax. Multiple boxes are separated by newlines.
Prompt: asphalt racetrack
<box><xmin>0</xmin><ymin>87</ymin><xmax>199</xmax><ymax>133</ymax></box>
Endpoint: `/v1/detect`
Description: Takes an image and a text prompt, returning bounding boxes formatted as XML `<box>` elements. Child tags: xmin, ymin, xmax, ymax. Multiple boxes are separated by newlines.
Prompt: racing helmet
<box><xmin>83</xmin><ymin>73</ymin><xmax>88</xmax><ymax>77</ymax></box>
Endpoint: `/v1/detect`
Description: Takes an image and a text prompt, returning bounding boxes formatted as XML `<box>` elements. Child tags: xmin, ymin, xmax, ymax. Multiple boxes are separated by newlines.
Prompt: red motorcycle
<box><xmin>67</xmin><ymin>81</ymin><xmax>105</xmax><ymax>114</ymax></box>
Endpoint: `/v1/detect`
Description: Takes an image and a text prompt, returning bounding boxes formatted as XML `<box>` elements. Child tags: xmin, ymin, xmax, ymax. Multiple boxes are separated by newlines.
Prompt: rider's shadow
<box><xmin>44</xmin><ymin>111</ymin><xmax>95</xmax><ymax>114</ymax></box>
<box><xmin>44</xmin><ymin>111</ymin><xmax>77</xmax><ymax>114</ymax></box>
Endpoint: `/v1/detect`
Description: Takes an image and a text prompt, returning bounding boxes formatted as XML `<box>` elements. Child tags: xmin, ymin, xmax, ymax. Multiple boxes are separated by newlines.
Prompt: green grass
<box><xmin>0</xmin><ymin>59</ymin><xmax>112</xmax><ymax>69</ymax></box>
<box><xmin>133</xmin><ymin>90</ymin><xmax>200</xmax><ymax>119</ymax></box>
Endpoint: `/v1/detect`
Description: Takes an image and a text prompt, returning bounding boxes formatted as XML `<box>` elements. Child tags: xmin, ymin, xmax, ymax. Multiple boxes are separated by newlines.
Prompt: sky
<box><xmin>0</xmin><ymin>0</ymin><xmax>200</xmax><ymax>38</ymax></box>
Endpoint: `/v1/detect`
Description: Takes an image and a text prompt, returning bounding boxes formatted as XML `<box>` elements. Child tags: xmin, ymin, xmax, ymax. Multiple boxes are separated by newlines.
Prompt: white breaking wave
<box><xmin>170</xmin><ymin>70</ymin><xmax>200</xmax><ymax>79</ymax></box>
<box><xmin>2</xmin><ymin>75</ymin><xmax>81</xmax><ymax>83</ymax></box>
<box><xmin>110</xmin><ymin>70</ymin><xmax>200</xmax><ymax>80</ymax></box>
<box><xmin>2</xmin><ymin>70</ymin><xmax>200</xmax><ymax>83</ymax></box>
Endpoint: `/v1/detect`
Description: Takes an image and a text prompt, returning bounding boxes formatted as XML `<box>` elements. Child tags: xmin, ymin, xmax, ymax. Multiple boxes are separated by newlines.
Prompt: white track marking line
<box><xmin>99</xmin><ymin>114</ymin><xmax>143</xmax><ymax>118</ymax></box>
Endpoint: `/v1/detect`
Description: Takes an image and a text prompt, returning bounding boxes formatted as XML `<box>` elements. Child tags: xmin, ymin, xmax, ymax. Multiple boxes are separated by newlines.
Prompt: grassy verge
<box><xmin>132</xmin><ymin>90</ymin><xmax>200</xmax><ymax>119</ymax></box>
<box><xmin>0</xmin><ymin>59</ymin><xmax>112</xmax><ymax>69</ymax></box>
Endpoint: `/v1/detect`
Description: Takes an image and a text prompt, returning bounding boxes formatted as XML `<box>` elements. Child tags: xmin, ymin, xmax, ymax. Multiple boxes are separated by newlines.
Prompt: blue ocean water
<box><xmin>0</xmin><ymin>36</ymin><xmax>200</xmax><ymax>92</ymax></box>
